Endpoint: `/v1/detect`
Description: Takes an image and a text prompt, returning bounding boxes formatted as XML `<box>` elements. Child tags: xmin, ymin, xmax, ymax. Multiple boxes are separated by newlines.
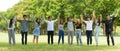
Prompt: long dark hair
<box><xmin>36</xmin><ymin>18</ymin><xmax>40</xmax><ymax>25</ymax></box>
<box><xmin>97</xmin><ymin>18</ymin><xmax>101</xmax><ymax>26</ymax></box>
<box><xmin>9</xmin><ymin>18</ymin><xmax>13</xmax><ymax>28</ymax></box>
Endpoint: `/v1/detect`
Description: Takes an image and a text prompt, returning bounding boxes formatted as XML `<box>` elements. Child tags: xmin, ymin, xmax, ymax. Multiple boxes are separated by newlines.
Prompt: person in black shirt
<box><xmin>102</xmin><ymin>11</ymin><xmax>118</xmax><ymax>46</ymax></box>
<box><xmin>74</xmin><ymin>15</ymin><xmax>82</xmax><ymax>46</ymax></box>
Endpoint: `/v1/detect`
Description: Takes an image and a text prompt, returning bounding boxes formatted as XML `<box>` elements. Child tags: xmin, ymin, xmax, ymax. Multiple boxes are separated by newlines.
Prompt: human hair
<box><xmin>23</xmin><ymin>15</ymin><xmax>27</xmax><ymax>18</ymax></box>
<box><xmin>48</xmin><ymin>16</ymin><xmax>52</xmax><ymax>19</ymax></box>
<box><xmin>9</xmin><ymin>18</ymin><xmax>13</xmax><ymax>28</ymax></box>
<box><xmin>36</xmin><ymin>18</ymin><xmax>40</xmax><ymax>25</ymax></box>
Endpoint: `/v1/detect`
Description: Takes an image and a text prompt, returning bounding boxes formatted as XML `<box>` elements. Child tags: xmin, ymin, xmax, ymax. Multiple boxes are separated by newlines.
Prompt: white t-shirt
<box><xmin>44</xmin><ymin>19</ymin><xmax>57</xmax><ymax>31</ymax></box>
<box><xmin>58</xmin><ymin>24</ymin><xmax>64</xmax><ymax>30</ymax></box>
<box><xmin>84</xmin><ymin>20</ymin><xmax>93</xmax><ymax>30</ymax></box>
<box><xmin>67</xmin><ymin>21</ymin><xmax>74</xmax><ymax>31</ymax></box>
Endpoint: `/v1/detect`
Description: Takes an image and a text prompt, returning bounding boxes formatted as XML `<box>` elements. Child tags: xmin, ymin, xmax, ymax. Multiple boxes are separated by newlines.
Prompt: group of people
<box><xmin>3</xmin><ymin>10</ymin><xmax>119</xmax><ymax>46</ymax></box>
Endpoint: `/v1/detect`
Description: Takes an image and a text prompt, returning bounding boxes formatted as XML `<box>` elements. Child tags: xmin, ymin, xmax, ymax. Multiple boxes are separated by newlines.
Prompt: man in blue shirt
<box><xmin>17</xmin><ymin>15</ymin><xmax>32</xmax><ymax>45</ymax></box>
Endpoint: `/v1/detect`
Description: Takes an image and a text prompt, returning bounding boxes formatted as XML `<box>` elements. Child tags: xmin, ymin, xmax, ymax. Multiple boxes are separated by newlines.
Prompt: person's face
<box><xmin>60</xmin><ymin>20</ymin><xmax>63</xmax><ymax>24</ymax></box>
<box><xmin>107</xmin><ymin>15</ymin><xmax>110</xmax><ymax>20</ymax></box>
<box><xmin>23</xmin><ymin>16</ymin><xmax>26</xmax><ymax>20</ymax></box>
<box><xmin>68</xmin><ymin>17</ymin><xmax>72</xmax><ymax>21</ymax></box>
<box><xmin>87</xmin><ymin>18</ymin><xmax>90</xmax><ymax>21</ymax></box>
<box><xmin>77</xmin><ymin>19</ymin><xmax>80</xmax><ymax>24</ymax></box>
<box><xmin>37</xmin><ymin>19</ymin><xmax>40</xmax><ymax>22</ymax></box>
<box><xmin>49</xmin><ymin>17</ymin><xmax>52</xmax><ymax>21</ymax></box>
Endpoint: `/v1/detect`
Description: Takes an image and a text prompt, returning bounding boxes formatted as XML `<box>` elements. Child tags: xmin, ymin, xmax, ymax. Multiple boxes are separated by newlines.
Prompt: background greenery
<box><xmin>0</xmin><ymin>0</ymin><xmax>120</xmax><ymax>35</ymax></box>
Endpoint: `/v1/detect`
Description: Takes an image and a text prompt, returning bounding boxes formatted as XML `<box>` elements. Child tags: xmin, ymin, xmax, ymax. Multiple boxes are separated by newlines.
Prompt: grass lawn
<box><xmin>0</xmin><ymin>32</ymin><xmax>120</xmax><ymax>51</ymax></box>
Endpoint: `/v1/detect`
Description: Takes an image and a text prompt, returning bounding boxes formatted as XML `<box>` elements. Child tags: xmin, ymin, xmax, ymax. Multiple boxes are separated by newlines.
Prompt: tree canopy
<box><xmin>0</xmin><ymin>0</ymin><xmax>120</xmax><ymax>34</ymax></box>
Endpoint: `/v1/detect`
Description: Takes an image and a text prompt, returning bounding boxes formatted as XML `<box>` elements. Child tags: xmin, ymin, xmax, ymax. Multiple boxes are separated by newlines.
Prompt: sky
<box><xmin>0</xmin><ymin>0</ymin><xmax>20</xmax><ymax>11</ymax></box>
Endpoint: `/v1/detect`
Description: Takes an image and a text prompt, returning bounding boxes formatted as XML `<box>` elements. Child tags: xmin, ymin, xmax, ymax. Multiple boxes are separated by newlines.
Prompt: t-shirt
<box><xmin>76</xmin><ymin>23</ymin><xmax>82</xmax><ymax>29</ymax></box>
<box><xmin>58</xmin><ymin>24</ymin><xmax>64</xmax><ymax>30</ymax></box>
<box><xmin>84</xmin><ymin>20</ymin><xmax>93</xmax><ymax>30</ymax></box>
<box><xmin>18</xmin><ymin>20</ymin><xmax>31</xmax><ymax>32</ymax></box>
<box><xmin>44</xmin><ymin>19</ymin><xmax>57</xmax><ymax>31</ymax></box>
<box><xmin>67</xmin><ymin>21</ymin><xmax>75</xmax><ymax>31</ymax></box>
<box><xmin>34</xmin><ymin>22</ymin><xmax>41</xmax><ymax>29</ymax></box>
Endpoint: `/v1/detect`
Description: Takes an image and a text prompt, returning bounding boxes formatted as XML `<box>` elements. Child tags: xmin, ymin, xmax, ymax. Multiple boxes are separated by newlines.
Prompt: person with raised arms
<box><xmin>32</xmin><ymin>14</ymin><xmax>41</xmax><ymax>44</ymax></box>
<box><xmin>81</xmin><ymin>11</ymin><xmax>96</xmax><ymax>45</ymax></box>
<box><xmin>3</xmin><ymin>15</ymin><xmax>17</xmax><ymax>45</ymax></box>
<box><xmin>16</xmin><ymin>14</ymin><xmax>33</xmax><ymax>45</ymax></box>
<box><xmin>42</xmin><ymin>13</ymin><xmax>59</xmax><ymax>45</ymax></box>
<box><xmin>102</xmin><ymin>10</ymin><xmax>119</xmax><ymax>46</ymax></box>
<box><xmin>74</xmin><ymin>15</ymin><xmax>83</xmax><ymax>46</ymax></box>
<box><xmin>94</xmin><ymin>14</ymin><xmax>102</xmax><ymax>46</ymax></box>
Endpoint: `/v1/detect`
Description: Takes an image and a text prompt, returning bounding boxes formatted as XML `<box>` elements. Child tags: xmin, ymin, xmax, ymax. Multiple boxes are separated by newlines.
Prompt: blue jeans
<box><xmin>76</xmin><ymin>29</ymin><xmax>82</xmax><ymax>45</ymax></box>
<box><xmin>94</xmin><ymin>26</ymin><xmax>100</xmax><ymax>45</ymax></box>
<box><xmin>58</xmin><ymin>30</ymin><xmax>64</xmax><ymax>44</ymax></box>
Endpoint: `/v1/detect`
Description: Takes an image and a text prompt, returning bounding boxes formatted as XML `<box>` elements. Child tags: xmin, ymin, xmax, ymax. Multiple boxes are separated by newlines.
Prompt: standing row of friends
<box><xmin>3</xmin><ymin>10</ymin><xmax>119</xmax><ymax>46</ymax></box>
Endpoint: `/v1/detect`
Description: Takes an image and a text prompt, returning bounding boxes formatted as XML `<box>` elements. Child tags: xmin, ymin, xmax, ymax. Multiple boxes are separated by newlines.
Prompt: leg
<box><xmin>25</xmin><ymin>32</ymin><xmax>28</xmax><ymax>45</ymax></box>
<box><xmin>110</xmin><ymin>32</ymin><xmax>115</xmax><ymax>46</ymax></box>
<box><xmin>58</xmin><ymin>30</ymin><xmax>61</xmax><ymax>44</ymax></box>
<box><xmin>76</xmin><ymin>30</ymin><xmax>79</xmax><ymax>45</ymax></box>
<box><xmin>47</xmin><ymin>31</ymin><xmax>50</xmax><ymax>44</ymax></box>
<box><xmin>33</xmin><ymin>35</ymin><xmax>36</xmax><ymax>43</ymax></box>
<box><xmin>68</xmin><ymin>31</ymin><xmax>70</xmax><ymax>45</ymax></box>
<box><xmin>21</xmin><ymin>31</ymin><xmax>24</xmax><ymax>45</ymax></box>
<box><xmin>36</xmin><ymin>36</ymin><xmax>39</xmax><ymax>44</ymax></box>
<box><xmin>71</xmin><ymin>31</ymin><xmax>74</xmax><ymax>45</ymax></box>
<box><xmin>8</xmin><ymin>30</ymin><xmax>12</xmax><ymax>45</ymax></box>
<box><xmin>86</xmin><ymin>31</ymin><xmax>89</xmax><ymax>45</ymax></box>
<box><xmin>79</xmin><ymin>30</ymin><xmax>82</xmax><ymax>45</ymax></box>
<box><xmin>90</xmin><ymin>31</ymin><xmax>92</xmax><ymax>45</ymax></box>
<box><xmin>106</xmin><ymin>33</ymin><xmax>110</xmax><ymax>46</ymax></box>
<box><xmin>11</xmin><ymin>30</ymin><xmax>15</xmax><ymax>45</ymax></box>
<box><xmin>62</xmin><ymin>30</ymin><xmax>64</xmax><ymax>44</ymax></box>
<box><xmin>51</xmin><ymin>31</ymin><xmax>54</xmax><ymax>44</ymax></box>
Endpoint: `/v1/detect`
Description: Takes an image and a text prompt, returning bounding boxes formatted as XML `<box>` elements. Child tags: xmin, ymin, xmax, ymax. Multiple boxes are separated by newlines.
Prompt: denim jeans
<box><xmin>58</xmin><ymin>30</ymin><xmax>64</xmax><ymax>44</ymax></box>
<box><xmin>94</xmin><ymin>26</ymin><xmax>100</xmax><ymax>45</ymax></box>
<box><xmin>76</xmin><ymin>29</ymin><xmax>82</xmax><ymax>45</ymax></box>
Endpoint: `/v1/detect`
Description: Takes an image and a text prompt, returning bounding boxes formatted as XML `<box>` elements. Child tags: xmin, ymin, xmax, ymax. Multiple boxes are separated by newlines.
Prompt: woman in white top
<box><xmin>3</xmin><ymin>16</ymin><xmax>16</xmax><ymax>45</ymax></box>
<box><xmin>33</xmin><ymin>17</ymin><xmax>41</xmax><ymax>44</ymax></box>
<box><xmin>81</xmin><ymin>11</ymin><xmax>95</xmax><ymax>45</ymax></box>
<box><xmin>58</xmin><ymin>13</ymin><xmax>66</xmax><ymax>45</ymax></box>
<box><xmin>94</xmin><ymin>14</ymin><xmax>102</xmax><ymax>46</ymax></box>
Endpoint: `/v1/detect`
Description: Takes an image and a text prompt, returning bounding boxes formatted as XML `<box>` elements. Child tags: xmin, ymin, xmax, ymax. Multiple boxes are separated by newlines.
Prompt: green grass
<box><xmin>0</xmin><ymin>32</ymin><xmax>120</xmax><ymax>51</ymax></box>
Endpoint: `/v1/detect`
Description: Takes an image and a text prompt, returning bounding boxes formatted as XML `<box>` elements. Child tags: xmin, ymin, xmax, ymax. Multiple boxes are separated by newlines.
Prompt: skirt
<box><xmin>33</xmin><ymin>28</ymin><xmax>40</xmax><ymax>36</ymax></box>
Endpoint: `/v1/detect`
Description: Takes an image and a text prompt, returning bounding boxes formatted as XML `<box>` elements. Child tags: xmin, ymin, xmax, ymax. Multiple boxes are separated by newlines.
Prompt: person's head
<box><xmin>106</xmin><ymin>14</ymin><xmax>110</xmax><ymax>20</ymax></box>
<box><xmin>48</xmin><ymin>16</ymin><xmax>52</xmax><ymax>21</ymax></box>
<box><xmin>23</xmin><ymin>15</ymin><xmax>27</xmax><ymax>20</ymax></box>
<box><xmin>9</xmin><ymin>18</ymin><xmax>13</xmax><ymax>28</ymax></box>
<box><xmin>76</xmin><ymin>19</ymin><xmax>81</xmax><ymax>24</ymax></box>
<box><xmin>36</xmin><ymin>18</ymin><xmax>40</xmax><ymax>25</ymax></box>
<box><xmin>59</xmin><ymin>19</ymin><xmax>64</xmax><ymax>24</ymax></box>
<box><xmin>68</xmin><ymin>16</ymin><xmax>72</xmax><ymax>21</ymax></box>
<box><xmin>87</xmin><ymin>16</ymin><xmax>91</xmax><ymax>21</ymax></box>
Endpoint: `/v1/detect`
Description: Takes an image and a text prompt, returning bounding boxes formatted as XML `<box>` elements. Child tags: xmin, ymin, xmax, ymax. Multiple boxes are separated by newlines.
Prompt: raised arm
<box><xmin>30</xmin><ymin>14</ymin><xmax>35</xmax><ymax>22</ymax></box>
<box><xmin>63</xmin><ymin>16</ymin><xmax>67</xmax><ymax>25</ymax></box>
<box><xmin>42</xmin><ymin>13</ymin><xmax>48</xmax><ymax>22</ymax></box>
<box><xmin>74</xmin><ymin>15</ymin><xmax>76</xmax><ymax>22</ymax></box>
<box><xmin>114</xmin><ymin>10</ymin><xmax>119</xmax><ymax>17</ymax></box>
<box><xmin>3</xmin><ymin>17</ymin><xmax>8</xmax><ymax>24</ymax></box>
<box><xmin>80</xmin><ymin>13</ymin><xmax>85</xmax><ymax>23</ymax></box>
<box><xmin>100</xmin><ymin>14</ymin><xmax>102</xmax><ymax>22</ymax></box>
<box><xmin>57</xmin><ymin>13</ymin><xmax>61</xmax><ymax>23</ymax></box>
<box><xmin>92</xmin><ymin>10</ymin><xmax>96</xmax><ymax>21</ymax></box>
